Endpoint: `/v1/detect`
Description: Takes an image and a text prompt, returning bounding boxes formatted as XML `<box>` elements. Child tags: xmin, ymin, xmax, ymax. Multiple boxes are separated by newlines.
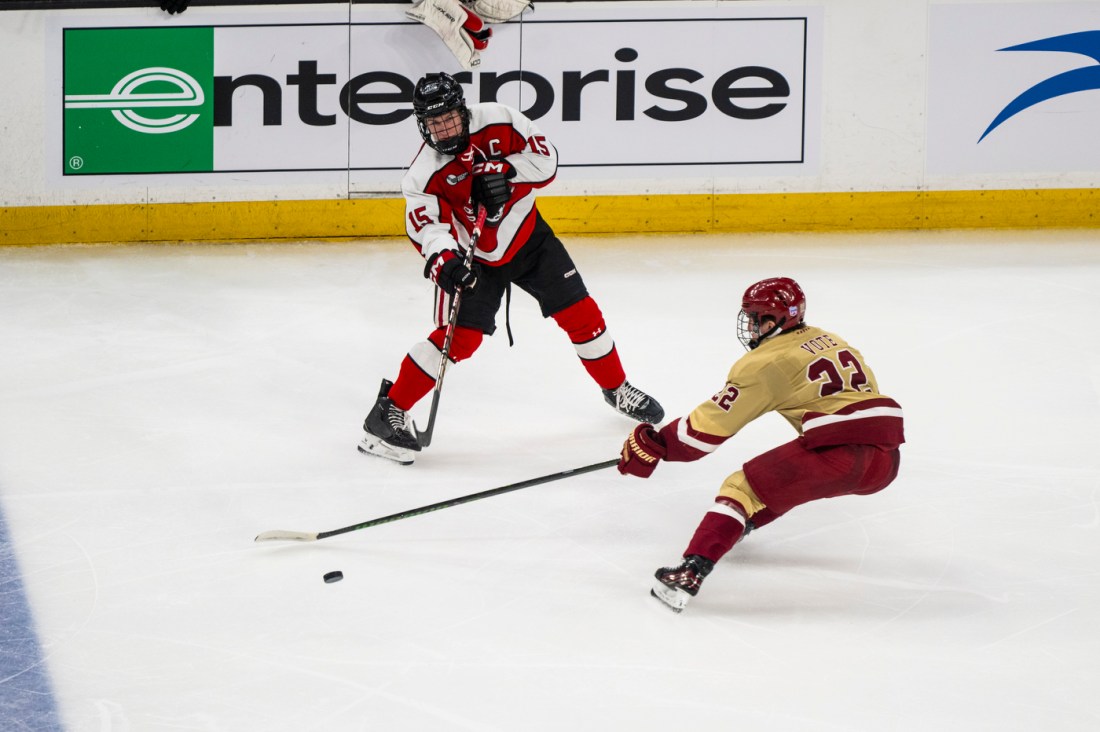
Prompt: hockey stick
<box><xmin>254</xmin><ymin>457</ymin><xmax>619</xmax><ymax>543</ymax></box>
<box><xmin>417</xmin><ymin>204</ymin><xmax>489</xmax><ymax>448</ymax></box>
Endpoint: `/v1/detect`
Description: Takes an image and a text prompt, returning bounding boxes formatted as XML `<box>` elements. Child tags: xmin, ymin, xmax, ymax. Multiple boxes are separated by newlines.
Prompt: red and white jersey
<box><xmin>661</xmin><ymin>324</ymin><xmax>905</xmax><ymax>462</ymax></box>
<box><xmin>402</xmin><ymin>102</ymin><xmax>558</xmax><ymax>267</ymax></box>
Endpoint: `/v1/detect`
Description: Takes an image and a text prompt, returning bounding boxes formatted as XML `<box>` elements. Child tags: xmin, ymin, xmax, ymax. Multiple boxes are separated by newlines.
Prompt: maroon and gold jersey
<box><xmin>662</xmin><ymin>324</ymin><xmax>905</xmax><ymax>462</ymax></box>
<box><xmin>402</xmin><ymin>102</ymin><xmax>557</xmax><ymax>268</ymax></box>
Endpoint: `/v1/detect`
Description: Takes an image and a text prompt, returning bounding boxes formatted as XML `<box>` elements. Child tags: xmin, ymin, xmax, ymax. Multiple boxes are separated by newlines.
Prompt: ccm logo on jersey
<box><xmin>472</xmin><ymin>161</ymin><xmax>506</xmax><ymax>175</ymax></box>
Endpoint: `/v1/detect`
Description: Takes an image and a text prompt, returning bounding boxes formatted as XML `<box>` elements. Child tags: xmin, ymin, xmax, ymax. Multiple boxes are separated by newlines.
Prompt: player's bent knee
<box><xmin>718</xmin><ymin>471</ymin><xmax>768</xmax><ymax>517</ymax></box>
<box><xmin>448</xmin><ymin>326</ymin><xmax>483</xmax><ymax>362</ymax></box>
<box><xmin>551</xmin><ymin>296</ymin><xmax>603</xmax><ymax>333</ymax></box>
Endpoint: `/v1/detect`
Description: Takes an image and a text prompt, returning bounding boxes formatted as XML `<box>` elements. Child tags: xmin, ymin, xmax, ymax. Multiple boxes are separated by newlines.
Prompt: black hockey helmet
<box><xmin>413</xmin><ymin>72</ymin><xmax>470</xmax><ymax>155</ymax></box>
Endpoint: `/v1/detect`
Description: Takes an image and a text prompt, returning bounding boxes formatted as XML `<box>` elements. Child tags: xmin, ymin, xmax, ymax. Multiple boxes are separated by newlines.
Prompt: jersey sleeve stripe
<box><xmin>675</xmin><ymin>416</ymin><xmax>725</xmax><ymax>453</ymax></box>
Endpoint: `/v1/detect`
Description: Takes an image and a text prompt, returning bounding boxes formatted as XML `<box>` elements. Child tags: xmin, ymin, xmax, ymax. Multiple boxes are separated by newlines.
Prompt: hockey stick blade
<box><xmin>254</xmin><ymin>529</ymin><xmax>320</xmax><ymax>543</ymax></box>
<box><xmin>252</xmin><ymin>457</ymin><xmax>619</xmax><ymax>544</ymax></box>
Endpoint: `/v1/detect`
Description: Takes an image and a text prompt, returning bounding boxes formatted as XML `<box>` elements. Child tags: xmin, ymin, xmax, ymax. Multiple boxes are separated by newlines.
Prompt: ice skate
<box><xmin>650</xmin><ymin>554</ymin><xmax>714</xmax><ymax>613</ymax></box>
<box><xmin>603</xmin><ymin>380</ymin><xmax>665</xmax><ymax>423</ymax></box>
<box><xmin>358</xmin><ymin>379</ymin><xmax>421</xmax><ymax>465</ymax></box>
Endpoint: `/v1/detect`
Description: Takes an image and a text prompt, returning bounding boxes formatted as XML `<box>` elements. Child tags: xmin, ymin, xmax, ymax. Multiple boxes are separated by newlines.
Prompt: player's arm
<box><xmin>404</xmin><ymin>186</ymin><xmax>450</xmax><ymax>255</ymax></box>
<box><xmin>468</xmin><ymin>107</ymin><xmax>556</xmax><ymax>220</ymax></box>
<box><xmin>494</xmin><ymin>107</ymin><xmax>558</xmax><ymax>186</ymax></box>
<box><xmin>403</xmin><ymin>186</ymin><xmax>479</xmax><ymax>294</ymax></box>
<box><xmin>618</xmin><ymin>363</ymin><xmax>777</xmax><ymax>478</ymax></box>
<box><xmin>662</xmin><ymin>381</ymin><xmax>774</xmax><ymax>462</ymax></box>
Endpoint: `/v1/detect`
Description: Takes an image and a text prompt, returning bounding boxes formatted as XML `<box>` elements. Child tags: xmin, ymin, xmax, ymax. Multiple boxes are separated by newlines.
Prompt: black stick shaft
<box><xmin>316</xmin><ymin>458</ymin><xmax>619</xmax><ymax>540</ymax></box>
<box><xmin>418</xmin><ymin>205</ymin><xmax>488</xmax><ymax>448</ymax></box>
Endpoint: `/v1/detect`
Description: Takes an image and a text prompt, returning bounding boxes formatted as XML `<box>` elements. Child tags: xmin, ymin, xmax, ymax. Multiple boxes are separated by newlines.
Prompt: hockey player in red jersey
<box><xmin>618</xmin><ymin>277</ymin><xmax>905</xmax><ymax>612</ymax></box>
<box><xmin>360</xmin><ymin>72</ymin><xmax>664</xmax><ymax>465</ymax></box>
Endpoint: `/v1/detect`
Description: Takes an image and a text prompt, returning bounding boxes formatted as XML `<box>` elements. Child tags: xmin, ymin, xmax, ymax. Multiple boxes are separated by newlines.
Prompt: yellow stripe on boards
<box><xmin>539</xmin><ymin>189</ymin><xmax>1100</xmax><ymax>233</ymax></box>
<box><xmin>2</xmin><ymin>189</ymin><xmax>1097</xmax><ymax>246</ymax></box>
<box><xmin>0</xmin><ymin>199</ymin><xmax>406</xmax><ymax>246</ymax></box>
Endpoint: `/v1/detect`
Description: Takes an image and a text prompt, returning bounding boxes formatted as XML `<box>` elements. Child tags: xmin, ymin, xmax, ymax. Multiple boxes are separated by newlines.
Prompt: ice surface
<box><xmin>1</xmin><ymin>229</ymin><xmax>1098</xmax><ymax>731</ymax></box>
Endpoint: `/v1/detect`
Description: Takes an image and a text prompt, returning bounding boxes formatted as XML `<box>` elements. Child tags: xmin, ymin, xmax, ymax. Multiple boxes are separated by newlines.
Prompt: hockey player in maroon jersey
<box><xmin>359</xmin><ymin>72</ymin><xmax>664</xmax><ymax>465</ymax></box>
<box><xmin>618</xmin><ymin>277</ymin><xmax>905</xmax><ymax>612</ymax></box>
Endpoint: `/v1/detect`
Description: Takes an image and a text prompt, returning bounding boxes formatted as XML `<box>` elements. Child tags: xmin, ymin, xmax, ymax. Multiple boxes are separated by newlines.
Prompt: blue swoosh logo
<box><xmin>979</xmin><ymin>30</ymin><xmax>1100</xmax><ymax>142</ymax></box>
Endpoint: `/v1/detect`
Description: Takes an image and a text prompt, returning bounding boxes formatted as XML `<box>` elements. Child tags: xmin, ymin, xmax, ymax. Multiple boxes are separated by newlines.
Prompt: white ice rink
<box><xmin>1</xmin><ymin>229</ymin><xmax>1098</xmax><ymax>731</ymax></box>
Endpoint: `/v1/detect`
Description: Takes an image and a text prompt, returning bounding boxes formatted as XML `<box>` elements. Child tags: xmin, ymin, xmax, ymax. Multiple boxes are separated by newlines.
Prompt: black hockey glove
<box><xmin>470</xmin><ymin>159</ymin><xmax>514</xmax><ymax>221</ymax></box>
<box><xmin>160</xmin><ymin>0</ymin><xmax>190</xmax><ymax>14</ymax></box>
<box><xmin>425</xmin><ymin>250</ymin><xmax>477</xmax><ymax>296</ymax></box>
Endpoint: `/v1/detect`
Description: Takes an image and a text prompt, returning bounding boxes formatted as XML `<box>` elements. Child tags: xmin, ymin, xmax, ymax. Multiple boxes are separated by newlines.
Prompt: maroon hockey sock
<box><xmin>684</xmin><ymin>498</ymin><xmax>747</xmax><ymax>563</ymax></box>
<box><xmin>748</xmin><ymin>506</ymin><xmax>780</xmax><ymax>529</ymax></box>
<box><xmin>551</xmin><ymin>297</ymin><xmax>626</xmax><ymax>390</ymax></box>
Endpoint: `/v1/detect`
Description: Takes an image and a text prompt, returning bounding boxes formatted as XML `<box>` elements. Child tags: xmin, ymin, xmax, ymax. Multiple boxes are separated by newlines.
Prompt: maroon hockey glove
<box><xmin>471</xmin><ymin>160</ymin><xmax>513</xmax><ymax>220</ymax></box>
<box><xmin>461</xmin><ymin>6</ymin><xmax>493</xmax><ymax>50</ymax></box>
<box><xmin>425</xmin><ymin>250</ymin><xmax>478</xmax><ymax>296</ymax></box>
<box><xmin>618</xmin><ymin>423</ymin><xmax>667</xmax><ymax>479</ymax></box>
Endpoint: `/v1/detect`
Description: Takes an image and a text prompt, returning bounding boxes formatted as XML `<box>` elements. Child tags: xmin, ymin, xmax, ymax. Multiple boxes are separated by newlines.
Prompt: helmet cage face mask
<box><xmin>736</xmin><ymin>309</ymin><xmax>764</xmax><ymax>350</ymax></box>
<box><xmin>413</xmin><ymin>73</ymin><xmax>470</xmax><ymax>155</ymax></box>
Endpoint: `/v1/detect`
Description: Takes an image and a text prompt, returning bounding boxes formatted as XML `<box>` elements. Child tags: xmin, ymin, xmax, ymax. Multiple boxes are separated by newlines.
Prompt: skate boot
<box><xmin>650</xmin><ymin>554</ymin><xmax>715</xmax><ymax>613</ymax></box>
<box><xmin>358</xmin><ymin>379</ymin><xmax>421</xmax><ymax>465</ymax></box>
<box><xmin>602</xmin><ymin>380</ymin><xmax>665</xmax><ymax>423</ymax></box>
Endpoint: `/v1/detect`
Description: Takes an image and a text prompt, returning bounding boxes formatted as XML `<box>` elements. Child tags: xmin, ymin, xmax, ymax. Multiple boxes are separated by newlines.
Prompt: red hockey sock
<box><xmin>429</xmin><ymin>325</ymin><xmax>483</xmax><ymax>363</ymax></box>
<box><xmin>684</xmin><ymin>498</ymin><xmax>747</xmax><ymax>563</ymax></box>
<box><xmin>387</xmin><ymin>356</ymin><xmax>435</xmax><ymax>411</ymax></box>
<box><xmin>551</xmin><ymin>297</ymin><xmax>625</xmax><ymax>390</ymax></box>
<box><xmin>387</xmin><ymin>326</ymin><xmax>483</xmax><ymax>411</ymax></box>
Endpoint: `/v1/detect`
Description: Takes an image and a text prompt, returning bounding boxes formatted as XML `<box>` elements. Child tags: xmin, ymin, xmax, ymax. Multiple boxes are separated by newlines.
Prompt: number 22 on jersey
<box><xmin>808</xmin><ymin>349</ymin><xmax>872</xmax><ymax>397</ymax></box>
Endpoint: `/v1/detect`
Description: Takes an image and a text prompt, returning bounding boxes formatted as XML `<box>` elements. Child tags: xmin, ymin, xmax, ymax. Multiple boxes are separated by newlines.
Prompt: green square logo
<box><xmin>63</xmin><ymin>27</ymin><xmax>214</xmax><ymax>175</ymax></box>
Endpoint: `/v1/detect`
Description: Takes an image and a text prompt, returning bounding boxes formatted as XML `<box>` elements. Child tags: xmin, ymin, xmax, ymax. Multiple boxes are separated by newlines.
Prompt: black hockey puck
<box><xmin>323</xmin><ymin>571</ymin><xmax>343</xmax><ymax>584</ymax></box>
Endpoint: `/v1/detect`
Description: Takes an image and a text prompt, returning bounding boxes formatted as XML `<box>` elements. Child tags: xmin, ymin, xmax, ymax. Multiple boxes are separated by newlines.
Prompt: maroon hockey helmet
<box><xmin>736</xmin><ymin>277</ymin><xmax>807</xmax><ymax>350</ymax></box>
<box><xmin>413</xmin><ymin>72</ymin><xmax>470</xmax><ymax>156</ymax></box>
